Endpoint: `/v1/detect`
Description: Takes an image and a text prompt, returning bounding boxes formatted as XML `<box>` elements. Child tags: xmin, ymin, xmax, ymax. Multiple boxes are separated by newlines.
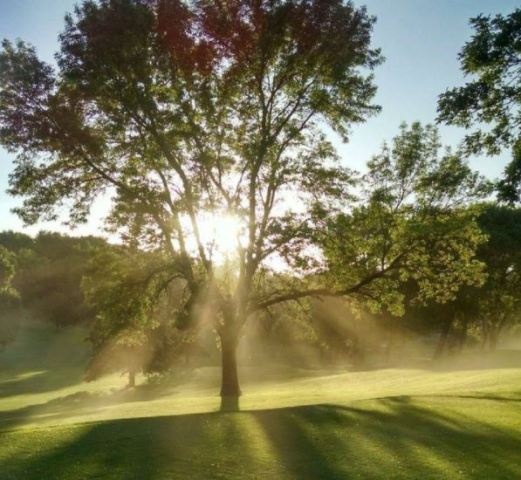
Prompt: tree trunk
<box><xmin>351</xmin><ymin>336</ymin><xmax>366</xmax><ymax>370</ymax></box>
<box><xmin>457</xmin><ymin>317</ymin><xmax>468</xmax><ymax>352</ymax></box>
<box><xmin>434</xmin><ymin>319</ymin><xmax>452</xmax><ymax>359</ymax></box>
<box><xmin>385</xmin><ymin>324</ymin><xmax>394</xmax><ymax>365</ymax></box>
<box><xmin>488</xmin><ymin>330</ymin><xmax>499</xmax><ymax>351</ymax></box>
<box><xmin>489</xmin><ymin>317</ymin><xmax>507</xmax><ymax>351</ymax></box>
<box><xmin>127</xmin><ymin>368</ymin><xmax>136</xmax><ymax>388</ymax></box>
<box><xmin>220</xmin><ymin>331</ymin><xmax>241</xmax><ymax>399</ymax></box>
<box><xmin>480</xmin><ymin>320</ymin><xmax>489</xmax><ymax>351</ymax></box>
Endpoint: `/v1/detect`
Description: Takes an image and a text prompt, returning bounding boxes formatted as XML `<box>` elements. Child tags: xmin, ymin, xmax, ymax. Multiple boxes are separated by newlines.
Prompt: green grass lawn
<box><xmin>1</xmin><ymin>321</ymin><xmax>521</xmax><ymax>479</ymax></box>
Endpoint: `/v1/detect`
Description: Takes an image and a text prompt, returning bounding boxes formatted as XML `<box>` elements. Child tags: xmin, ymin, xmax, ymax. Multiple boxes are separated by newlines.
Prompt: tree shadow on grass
<box><xmin>1</xmin><ymin>395</ymin><xmax>521</xmax><ymax>480</ymax></box>
<box><xmin>0</xmin><ymin>321</ymin><xmax>91</xmax><ymax>398</ymax></box>
<box><xmin>0</xmin><ymin>368</ymin><xmax>84</xmax><ymax>399</ymax></box>
<box><xmin>0</xmin><ymin>370</ymin><xmax>47</xmax><ymax>394</ymax></box>
<box><xmin>433</xmin><ymin>392</ymin><xmax>521</xmax><ymax>403</ymax></box>
<box><xmin>0</xmin><ymin>382</ymin><xmax>184</xmax><ymax>431</ymax></box>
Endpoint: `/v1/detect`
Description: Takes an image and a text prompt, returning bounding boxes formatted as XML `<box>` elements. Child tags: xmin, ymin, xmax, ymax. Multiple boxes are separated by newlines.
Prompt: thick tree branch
<box><xmin>249</xmin><ymin>252</ymin><xmax>407</xmax><ymax>313</ymax></box>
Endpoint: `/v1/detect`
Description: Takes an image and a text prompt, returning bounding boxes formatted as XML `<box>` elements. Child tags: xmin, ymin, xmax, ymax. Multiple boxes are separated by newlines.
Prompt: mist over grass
<box><xmin>2</xmin><ymin>317</ymin><xmax>521</xmax><ymax>428</ymax></box>
<box><xmin>1</xmin><ymin>318</ymin><xmax>521</xmax><ymax>479</ymax></box>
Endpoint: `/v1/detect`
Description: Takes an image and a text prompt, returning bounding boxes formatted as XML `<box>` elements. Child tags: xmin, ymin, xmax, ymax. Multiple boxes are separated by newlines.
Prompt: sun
<box><xmin>188</xmin><ymin>212</ymin><xmax>244</xmax><ymax>262</ymax></box>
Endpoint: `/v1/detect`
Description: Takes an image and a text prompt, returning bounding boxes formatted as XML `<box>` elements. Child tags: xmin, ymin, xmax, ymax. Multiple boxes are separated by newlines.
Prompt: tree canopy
<box><xmin>319</xmin><ymin>123</ymin><xmax>488</xmax><ymax>316</ymax></box>
<box><xmin>438</xmin><ymin>9</ymin><xmax>521</xmax><ymax>202</ymax></box>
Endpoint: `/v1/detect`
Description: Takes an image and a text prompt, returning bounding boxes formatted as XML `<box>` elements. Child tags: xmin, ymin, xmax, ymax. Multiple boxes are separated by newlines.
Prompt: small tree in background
<box><xmin>393</xmin><ymin>204</ymin><xmax>521</xmax><ymax>357</ymax></box>
<box><xmin>82</xmin><ymin>246</ymin><xmax>194</xmax><ymax>387</ymax></box>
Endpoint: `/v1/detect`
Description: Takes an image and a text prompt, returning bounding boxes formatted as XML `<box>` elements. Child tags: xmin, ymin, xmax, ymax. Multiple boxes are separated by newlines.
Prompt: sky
<box><xmin>0</xmin><ymin>0</ymin><xmax>519</xmax><ymax>237</ymax></box>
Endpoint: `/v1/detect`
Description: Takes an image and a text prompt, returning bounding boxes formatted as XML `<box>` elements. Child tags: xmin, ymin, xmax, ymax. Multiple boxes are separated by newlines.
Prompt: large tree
<box><xmin>437</xmin><ymin>9</ymin><xmax>521</xmax><ymax>202</ymax></box>
<box><xmin>0</xmin><ymin>0</ymin><xmax>485</xmax><ymax>397</ymax></box>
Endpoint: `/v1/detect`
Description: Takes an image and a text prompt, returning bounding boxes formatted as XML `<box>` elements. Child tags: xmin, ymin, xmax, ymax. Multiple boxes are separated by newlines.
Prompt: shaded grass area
<box><xmin>0</xmin><ymin>321</ymin><xmax>88</xmax><ymax>402</ymax></box>
<box><xmin>1</xmin><ymin>394</ymin><xmax>521</xmax><ymax>480</ymax></box>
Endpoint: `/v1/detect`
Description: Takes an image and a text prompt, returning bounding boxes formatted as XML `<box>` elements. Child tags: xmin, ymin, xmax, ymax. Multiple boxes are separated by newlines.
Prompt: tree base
<box><xmin>220</xmin><ymin>396</ymin><xmax>240</xmax><ymax>412</ymax></box>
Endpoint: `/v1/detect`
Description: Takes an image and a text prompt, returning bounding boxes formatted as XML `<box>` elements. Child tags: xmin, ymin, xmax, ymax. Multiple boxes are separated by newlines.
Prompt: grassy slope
<box><xmin>1</xmin><ymin>321</ymin><xmax>521</xmax><ymax>479</ymax></box>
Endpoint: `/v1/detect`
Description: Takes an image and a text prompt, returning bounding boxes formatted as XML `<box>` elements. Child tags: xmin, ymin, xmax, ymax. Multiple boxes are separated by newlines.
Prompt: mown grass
<box><xmin>1</xmin><ymin>321</ymin><xmax>521</xmax><ymax>479</ymax></box>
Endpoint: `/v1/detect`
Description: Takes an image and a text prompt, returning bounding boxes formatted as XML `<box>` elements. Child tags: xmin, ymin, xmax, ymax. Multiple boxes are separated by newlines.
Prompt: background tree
<box><xmin>0</xmin><ymin>245</ymin><xmax>21</xmax><ymax>350</ymax></box>
<box><xmin>474</xmin><ymin>204</ymin><xmax>521</xmax><ymax>349</ymax></box>
<box><xmin>82</xmin><ymin>246</ymin><xmax>194</xmax><ymax>387</ymax></box>
<box><xmin>398</xmin><ymin>204</ymin><xmax>521</xmax><ymax>357</ymax></box>
<box><xmin>415</xmin><ymin>288</ymin><xmax>479</xmax><ymax>359</ymax></box>
<box><xmin>318</xmin><ymin>123</ymin><xmax>488</xmax><ymax>314</ymax></box>
<box><xmin>0</xmin><ymin>246</ymin><xmax>16</xmax><ymax>294</ymax></box>
<box><xmin>0</xmin><ymin>231</ymin><xmax>106</xmax><ymax>327</ymax></box>
<box><xmin>437</xmin><ymin>9</ymin><xmax>521</xmax><ymax>202</ymax></box>
<box><xmin>0</xmin><ymin>1</ymin><xmax>486</xmax><ymax>398</ymax></box>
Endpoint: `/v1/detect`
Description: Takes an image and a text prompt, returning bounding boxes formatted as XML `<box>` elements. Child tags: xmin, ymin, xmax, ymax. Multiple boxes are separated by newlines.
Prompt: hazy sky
<box><xmin>0</xmin><ymin>0</ymin><xmax>518</xmax><ymax>236</ymax></box>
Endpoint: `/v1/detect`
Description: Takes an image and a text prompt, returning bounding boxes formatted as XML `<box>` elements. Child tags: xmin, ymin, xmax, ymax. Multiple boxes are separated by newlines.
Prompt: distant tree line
<box><xmin>0</xmin><ymin>231</ymin><xmax>105</xmax><ymax>327</ymax></box>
